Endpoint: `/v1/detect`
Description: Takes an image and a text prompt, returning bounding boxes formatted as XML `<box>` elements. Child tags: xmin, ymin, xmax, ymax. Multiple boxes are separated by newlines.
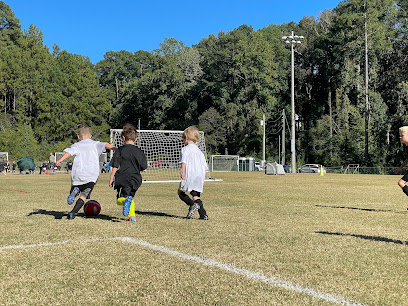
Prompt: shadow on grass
<box><xmin>315</xmin><ymin>204</ymin><xmax>407</xmax><ymax>214</ymax></box>
<box><xmin>134</xmin><ymin>210</ymin><xmax>185</xmax><ymax>219</ymax></box>
<box><xmin>316</xmin><ymin>231</ymin><xmax>408</xmax><ymax>245</ymax></box>
<box><xmin>27</xmin><ymin>209</ymin><xmax>122</xmax><ymax>222</ymax></box>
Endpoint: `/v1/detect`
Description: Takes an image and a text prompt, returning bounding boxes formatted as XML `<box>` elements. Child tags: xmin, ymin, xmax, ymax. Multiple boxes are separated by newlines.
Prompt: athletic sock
<box><xmin>70</xmin><ymin>198</ymin><xmax>85</xmax><ymax>215</ymax></box>
<box><xmin>117</xmin><ymin>197</ymin><xmax>125</xmax><ymax>205</ymax></box>
<box><xmin>403</xmin><ymin>185</ymin><xmax>408</xmax><ymax>196</ymax></box>
<box><xmin>179</xmin><ymin>192</ymin><xmax>194</xmax><ymax>206</ymax></box>
<box><xmin>195</xmin><ymin>199</ymin><xmax>207</xmax><ymax>217</ymax></box>
<box><xmin>128</xmin><ymin>199</ymin><xmax>136</xmax><ymax>217</ymax></box>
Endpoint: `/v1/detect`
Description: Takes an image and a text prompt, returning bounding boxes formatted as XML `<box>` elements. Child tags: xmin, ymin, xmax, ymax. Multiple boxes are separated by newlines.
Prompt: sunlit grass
<box><xmin>0</xmin><ymin>172</ymin><xmax>407</xmax><ymax>305</ymax></box>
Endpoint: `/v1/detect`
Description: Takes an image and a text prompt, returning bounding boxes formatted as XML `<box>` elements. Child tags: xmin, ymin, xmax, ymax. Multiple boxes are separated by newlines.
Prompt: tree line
<box><xmin>0</xmin><ymin>0</ymin><xmax>407</xmax><ymax>167</ymax></box>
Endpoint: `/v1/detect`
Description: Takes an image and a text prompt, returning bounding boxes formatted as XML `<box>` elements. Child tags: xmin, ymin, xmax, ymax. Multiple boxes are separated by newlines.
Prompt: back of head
<box><xmin>183</xmin><ymin>126</ymin><xmax>200</xmax><ymax>143</ymax></box>
<box><xmin>78</xmin><ymin>126</ymin><xmax>92</xmax><ymax>139</ymax></box>
<box><xmin>121</xmin><ymin>124</ymin><xmax>138</xmax><ymax>142</ymax></box>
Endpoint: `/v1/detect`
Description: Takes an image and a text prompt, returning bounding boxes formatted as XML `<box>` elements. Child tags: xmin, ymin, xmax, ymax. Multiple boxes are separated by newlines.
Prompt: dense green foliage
<box><xmin>1</xmin><ymin>1</ymin><xmax>408</xmax><ymax>167</ymax></box>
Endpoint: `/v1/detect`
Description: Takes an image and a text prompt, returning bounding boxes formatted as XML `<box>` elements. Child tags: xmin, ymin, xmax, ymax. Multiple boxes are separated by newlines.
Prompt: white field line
<box><xmin>116</xmin><ymin>237</ymin><xmax>363</xmax><ymax>306</ymax></box>
<box><xmin>0</xmin><ymin>240</ymin><xmax>69</xmax><ymax>250</ymax></box>
<box><xmin>0</xmin><ymin>237</ymin><xmax>364</xmax><ymax>305</ymax></box>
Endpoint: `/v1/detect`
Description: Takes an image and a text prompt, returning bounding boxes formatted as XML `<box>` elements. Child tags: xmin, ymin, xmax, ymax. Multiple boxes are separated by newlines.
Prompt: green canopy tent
<box><xmin>17</xmin><ymin>157</ymin><xmax>35</xmax><ymax>171</ymax></box>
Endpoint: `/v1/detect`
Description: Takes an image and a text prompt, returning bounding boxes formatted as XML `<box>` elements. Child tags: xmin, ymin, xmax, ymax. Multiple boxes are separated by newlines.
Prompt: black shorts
<box><xmin>401</xmin><ymin>174</ymin><xmax>408</xmax><ymax>182</ymax></box>
<box><xmin>71</xmin><ymin>182</ymin><xmax>95</xmax><ymax>200</ymax></box>
<box><xmin>116</xmin><ymin>186</ymin><xmax>137</xmax><ymax>199</ymax></box>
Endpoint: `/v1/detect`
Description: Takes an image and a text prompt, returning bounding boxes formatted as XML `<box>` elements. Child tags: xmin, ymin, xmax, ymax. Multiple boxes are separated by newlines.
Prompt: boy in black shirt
<box><xmin>109</xmin><ymin>124</ymin><xmax>147</xmax><ymax>222</ymax></box>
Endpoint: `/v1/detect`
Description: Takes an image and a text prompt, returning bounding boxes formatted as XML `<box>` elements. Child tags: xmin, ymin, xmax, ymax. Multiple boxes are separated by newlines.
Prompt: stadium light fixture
<box><xmin>281</xmin><ymin>31</ymin><xmax>304</xmax><ymax>173</ymax></box>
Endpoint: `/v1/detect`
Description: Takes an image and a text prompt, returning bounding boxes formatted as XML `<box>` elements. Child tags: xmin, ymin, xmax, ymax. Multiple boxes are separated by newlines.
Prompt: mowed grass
<box><xmin>1</xmin><ymin>172</ymin><xmax>408</xmax><ymax>305</ymax></box>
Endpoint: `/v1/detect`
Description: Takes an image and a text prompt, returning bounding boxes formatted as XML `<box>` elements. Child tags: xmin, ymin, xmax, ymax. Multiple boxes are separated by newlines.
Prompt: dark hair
<box><xmin>121</xmin><ymin>124</ymin><xmax>138</xmax><ymax>141</ymax></box>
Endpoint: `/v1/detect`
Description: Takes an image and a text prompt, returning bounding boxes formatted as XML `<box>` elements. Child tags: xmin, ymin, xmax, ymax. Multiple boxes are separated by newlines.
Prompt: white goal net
<box><xmin>210</xmin><ymin>155</ymin><xmax>239</xmax><ymax>172</ymax></box>
<box><xmin>110</xmin><ymin>129</ymin><xmax>210</xmax><ymax>182</ymax></box>
<box><xmin>0</xmin><ymin>152</ymin><xmax>8</xmax><ymax>162</ymax></box>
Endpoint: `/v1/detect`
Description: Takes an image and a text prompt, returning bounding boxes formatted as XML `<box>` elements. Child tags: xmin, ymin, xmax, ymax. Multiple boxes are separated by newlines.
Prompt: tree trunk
<box><xmin>364</xmin><ymin>5</ymin><xmax>370</xmax><ymax>164</ymax></box>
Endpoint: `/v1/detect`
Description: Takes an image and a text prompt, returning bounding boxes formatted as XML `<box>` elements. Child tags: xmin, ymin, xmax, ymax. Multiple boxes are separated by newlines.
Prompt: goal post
<box><xmin>0</xmin><ymin>152</ymin><xmax>8</xmax><ymax>162</ymax></box>
<box><xmin>210</xmin><ymin>155</ymin><xmax>239</xmax><ymax>172</ymax></box>
<box><xmin>110</xmin><ymin>129</ymin><xmax>211</xmax><ymax>182</ymax></box>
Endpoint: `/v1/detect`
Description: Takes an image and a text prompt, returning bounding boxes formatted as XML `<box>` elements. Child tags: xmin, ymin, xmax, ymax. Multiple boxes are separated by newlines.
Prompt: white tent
<box><xmin>265</xmin><ymin>162</ymin><xmax>285</xmax><ymax>175</ymax></box>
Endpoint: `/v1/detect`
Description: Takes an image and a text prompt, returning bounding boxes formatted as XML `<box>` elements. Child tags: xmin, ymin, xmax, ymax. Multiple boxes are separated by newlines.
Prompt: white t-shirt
<box><xmin>64</xmin><ymin>139</ymin><xmax>106</xmax><ymax>186</ymax></box>
<box><xmin>179</xmin><ymin>143</ymin><xmax>208</xmax><ymax>193</ymax></box>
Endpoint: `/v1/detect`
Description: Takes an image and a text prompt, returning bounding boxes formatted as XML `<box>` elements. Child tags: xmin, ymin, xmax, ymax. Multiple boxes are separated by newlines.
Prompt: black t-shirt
<box><xmin>110</xmin><ymin>144</ymin><xmax>147</xmax><ymax>190</ymax></box>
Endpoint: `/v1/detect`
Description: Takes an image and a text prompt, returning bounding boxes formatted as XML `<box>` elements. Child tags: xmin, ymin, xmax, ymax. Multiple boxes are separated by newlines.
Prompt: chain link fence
<box><xmin>325</xmin><ymin>166</ymin><xmax>401</xmax><ymax>175</ymax></box>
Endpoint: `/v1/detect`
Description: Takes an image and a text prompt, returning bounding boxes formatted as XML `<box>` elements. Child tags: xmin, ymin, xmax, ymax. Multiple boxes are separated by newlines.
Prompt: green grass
<box><xmin>1</xmin><ymin>171</ymin><xmax>408</xmax><ymax>305</ymax></box>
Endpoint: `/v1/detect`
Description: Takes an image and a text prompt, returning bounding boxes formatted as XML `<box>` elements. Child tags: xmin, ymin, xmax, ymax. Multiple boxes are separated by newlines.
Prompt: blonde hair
<box><xmin>183</xmin><ymin>126</ymin><xmax>200</xmax><ymax>143</ymax></box>
<box><xmin>399</xmin><ymin>126</ymin><xmax>408</xmax><ymax>135</ymax></box>
<box><xmin>78</xmin><ymin>126</ymin><xmax>92</xmax><ymax>138</ymax></box>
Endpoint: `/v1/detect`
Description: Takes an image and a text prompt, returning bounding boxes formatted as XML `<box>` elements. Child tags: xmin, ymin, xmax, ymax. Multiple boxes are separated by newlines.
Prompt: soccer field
<box><xmin>1</xmin><ymin>172</ymin><xmax>408</xmax><ymax>305</ymax></box>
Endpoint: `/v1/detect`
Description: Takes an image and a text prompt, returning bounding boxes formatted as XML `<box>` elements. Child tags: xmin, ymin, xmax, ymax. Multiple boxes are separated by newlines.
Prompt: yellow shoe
<box><xmin>117</xmin><ymin>197</ymin><xmax>125</xmax><ymax>206</ymax></box>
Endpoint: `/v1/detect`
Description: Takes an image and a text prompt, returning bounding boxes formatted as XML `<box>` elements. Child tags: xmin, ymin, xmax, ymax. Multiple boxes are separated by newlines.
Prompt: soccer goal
<box><xmin>0</xmin><ymin>152</ymin><xmax>8</xmax><ymax>162</ymax></box>
<box><xmin>210</xmin><ymin>155</ymin><xmax>239</xmax><ymax>172</ymax></box>
<box><xmin>110</xmin><ymin>129</ymin><xmax>211</xmax><ymax>182</ymax></box>
<box><xmin>265</xmin><ymin>162</ymin><xmax>285</xmax><ymax>175</ymax></box>
<box><xmin>344</xmin><ymin>164</ymin><xmax>360</xmax><ymax>174</ymax></box>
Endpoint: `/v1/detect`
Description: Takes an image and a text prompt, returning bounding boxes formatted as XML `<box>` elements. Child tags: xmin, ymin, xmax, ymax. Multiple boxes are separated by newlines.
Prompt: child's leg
<box><xmin>122</xmin><ymin>196</ymin><xmax>133</xmax><ymax>217</ymax></box>
<box><xmin>195</xmin><ymin>199</ymin><xmax>208</xmax><ymax>220</ymax></box>
<box><xmin>117</xmin><ymin>187</ymin><xmax>136</xmax><ymax>220</ymax></box>
<box><xmin>117</xmin><ymin>198</ymin><xmax>126</xmax><ymax>205</ymax></box>
<box><xmin>178</xmin><ymin>189</ymin><xmax>194</xmax><ymax>206</ymax></box>
<box><xmin>398</xmin><ymin>174</ymin><xmax>408</xmax><ymax>196</ymax></box>
<box><xmin>68</xmin><ymin>196</ymin><xmax>86</xmax><ymax>219</ymax></box>
<box><xmin>128</xmin><ymin>199</ymin><xmax>136</xmax><ymax>218</ymax></box>
<box><xmin>185</xmin><ymin>190</ymin><xmax>201</xmax><ymax>219</ymax></box>
<box><xmin>191</xmin><ymin>190</ymin><xmax>208</xmax><ymax>220</ymax></box>
<box><xmin>67</xmin><ymin>186</ymin><xmax>80</xmax><ymax>205</ymax></box>
<box><xmin>67</xmin><ymin>183</ymin><xmax>95</xmax><ymax>220</ymax></box>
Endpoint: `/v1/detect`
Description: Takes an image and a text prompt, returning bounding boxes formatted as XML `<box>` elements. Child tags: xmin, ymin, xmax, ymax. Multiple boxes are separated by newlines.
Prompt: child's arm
<box><xmin>105</xmin><ymin>143</ymin><xmax>116</xmax><ymax>151</ymax></box>
<box><xmin>140</xmin><ymin>154</ymin><xmax>148</xmax><ymax>171</ymax></box>
<box><xmin>109</xmin><ymin>167</ymin><xmax>118</xmax><ymax>187</ymax></box>
<box><xmin>181</xmin><ymin>162</ymin><xmax>186</xmax><ymax>180</ymax></box>
<box><xmin>56</xmin><ymin>152</ymin><xmax>71</xmax><ymax>167</ymax></box>
<box><xmin>396</xmin><ymin>158</ymin><xmax>408</xmax><ymax>174</ymax></box>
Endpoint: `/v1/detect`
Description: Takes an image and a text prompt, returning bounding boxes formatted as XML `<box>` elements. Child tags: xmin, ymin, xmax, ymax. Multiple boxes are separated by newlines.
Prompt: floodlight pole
<box><xmin>282</xmin><ymin>31</ymin><xmax>304</xmax><ymax>173</ymax></box>
<box><xmin>262</xmin><ymin>113</ymin><xmax>266</xmax><ymax>167</ymax></box>
<box><xmin>282</xmin><ymin>109</ymin><xmax>285</xmax><ymax>165</ymax></box>
<box><xmin>290</xmin><ymin>40</ymin><xmax>295</xmax><ymax>173</ymax></box>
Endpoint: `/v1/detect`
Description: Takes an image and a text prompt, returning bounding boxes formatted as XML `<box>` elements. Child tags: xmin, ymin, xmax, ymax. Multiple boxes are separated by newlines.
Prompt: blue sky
<box><xmin>6</xmin><ymin>0</ymin><xmax>340</xmax><ymax>64</ymax></box>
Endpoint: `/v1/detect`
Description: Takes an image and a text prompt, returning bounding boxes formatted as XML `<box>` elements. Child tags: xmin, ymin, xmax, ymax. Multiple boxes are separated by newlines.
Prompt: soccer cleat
<box><xmin>67</xmin><ymin>212</ymin><xmax>75</xmax><ymax>220</ymax></box>
<box><xmin>67</xmin><ymin>187</ymin><xmax>80</xmax><ymax>205</ymax></box>
<box><xmin>186</xmin><ymin>202</ymin><xmax>199</xmax><ymax>219</ymax></box>
<box><xmin>123</xmin><ymin>196</ymin><xmax>133</xmax><ymax>217</ymax></box>
<box><xmin>127</xmin><ymin>216</ymin><xmax>136</xmax><ymax>222</ymax></box>
<box><xmin>116</xmin><ymin>197</ymin><xmax>125</xmax><ymax>206</ymax></box>
<box><xmin>199</xmin><ymin>215</ymin><xmax>209</xmax><ymax>220</ymax></box>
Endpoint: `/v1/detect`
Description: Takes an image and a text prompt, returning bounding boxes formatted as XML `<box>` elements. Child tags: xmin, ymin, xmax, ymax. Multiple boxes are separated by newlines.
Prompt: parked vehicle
<box><xmin>297</xmin><ymin>164</ymin><xmax>326</xmax><ymax>174</ymax></box>
<box><xmin>255</xmin><ymin>162</ymin><xmax>262</xmax><ymax>171</ymax></box>
<box><xmin>283</xmin><ymin>165</ymin><xmax>291</xmax><ymax>173</ymax></box>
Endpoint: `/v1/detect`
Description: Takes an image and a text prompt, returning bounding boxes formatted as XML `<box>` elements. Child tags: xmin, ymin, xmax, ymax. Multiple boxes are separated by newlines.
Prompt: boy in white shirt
<box><xmin>56</xmin><ymin>126</ymin><xmax>116</xmax><ymax>220</ymax></box>
<box><xmin>178</xmin><ymin>126</ymin><xmax>209</xmax><ymax>220</ymax></box>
